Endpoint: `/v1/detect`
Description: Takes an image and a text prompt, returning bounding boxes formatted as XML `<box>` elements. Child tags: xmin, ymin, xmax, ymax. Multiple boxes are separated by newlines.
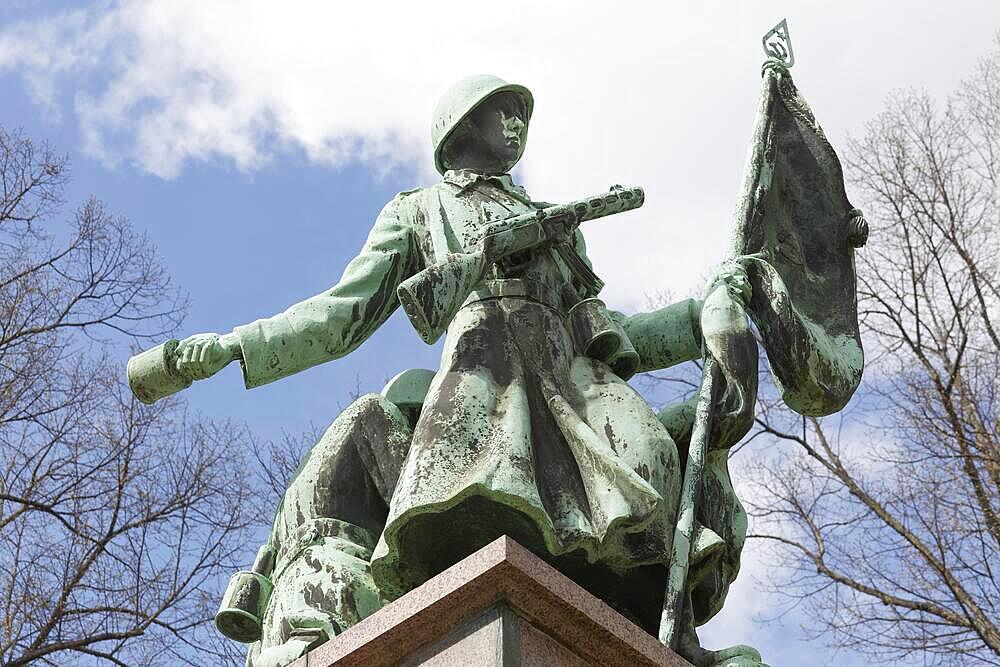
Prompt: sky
<box><xmin>1</xmin><ymin>2</ymin><xmax>997</xmax><ymax>665</ymax></box>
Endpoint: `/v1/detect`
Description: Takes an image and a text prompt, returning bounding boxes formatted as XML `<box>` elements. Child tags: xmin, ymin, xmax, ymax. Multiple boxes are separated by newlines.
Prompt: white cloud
<box><xmin>1</xmin><ymin>1</ymin><xmax>996</xmax><ymax>307</ymax></box>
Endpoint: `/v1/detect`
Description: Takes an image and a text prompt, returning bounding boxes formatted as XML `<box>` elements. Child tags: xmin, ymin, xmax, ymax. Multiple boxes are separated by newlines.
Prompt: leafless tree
<box><xmin>740</xmin><ymin>46</ymin><xmax>1000</xmax><ymax>665</ymax></box>
<box><xmin>250</xmin><ymin>429</ymin><xmax>318</xmax><ymax>504</ymax></box>
<box><xmin>0</xmin><ymin>127</ymin><xmax>258</xmax><ymax>666</ymax></box>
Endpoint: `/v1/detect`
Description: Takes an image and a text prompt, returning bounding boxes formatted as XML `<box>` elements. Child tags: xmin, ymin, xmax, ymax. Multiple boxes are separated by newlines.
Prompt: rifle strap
<box><xmin>555</xmin><ymin>242</ymin><xmax>604</xmax><ymax>298</ymax></box>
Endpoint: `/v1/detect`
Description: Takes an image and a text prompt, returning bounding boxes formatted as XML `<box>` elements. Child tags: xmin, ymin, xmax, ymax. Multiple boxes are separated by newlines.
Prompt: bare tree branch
<box><xmin>0</xmin><ymin>127</ymin><xmax>256</xmax><ymax>666</ymax></box>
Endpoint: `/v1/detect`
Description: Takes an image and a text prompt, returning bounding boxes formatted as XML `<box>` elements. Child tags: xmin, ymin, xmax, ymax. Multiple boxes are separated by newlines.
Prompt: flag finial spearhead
<box><xmin>762</xmin><ymin>18</ymin><xmax>795</xmax><ymax>68</ymax></box>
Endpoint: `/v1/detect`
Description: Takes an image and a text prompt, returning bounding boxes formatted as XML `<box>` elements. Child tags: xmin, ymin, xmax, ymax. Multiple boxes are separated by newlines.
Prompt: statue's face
<box><xmin>467</xmin><ymin>92</ymin><xmax>528</xmax><ymax>170</ymax></box>
<box><xmin>439</xmin><ymin>91</ymin><xmax>529</xmax><ymax>174</ymax></box>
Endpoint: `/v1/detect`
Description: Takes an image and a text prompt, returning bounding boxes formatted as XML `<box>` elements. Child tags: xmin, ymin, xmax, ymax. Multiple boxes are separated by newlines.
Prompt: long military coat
<box><xmin>233</xmin><ymin>170</ymin><xmax>730</xmax><ymax>629</ymax></box>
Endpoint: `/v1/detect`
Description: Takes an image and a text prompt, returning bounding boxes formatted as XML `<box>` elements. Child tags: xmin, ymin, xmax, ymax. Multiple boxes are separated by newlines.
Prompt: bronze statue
<box><xmin>128</xmin><ymin>22</ymin><xmax>868</xmax><ymax>667</ymax></box>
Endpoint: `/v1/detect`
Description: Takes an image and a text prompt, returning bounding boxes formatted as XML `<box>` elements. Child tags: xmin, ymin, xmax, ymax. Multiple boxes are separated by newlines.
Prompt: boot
<box><xmin>252</xmin><ymin>519</ymin><xmax>381</xmax><ymax>667</ymax></box>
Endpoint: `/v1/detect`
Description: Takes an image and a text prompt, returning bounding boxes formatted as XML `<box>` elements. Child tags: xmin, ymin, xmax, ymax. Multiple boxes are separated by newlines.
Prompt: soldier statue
<box><xmin>128</xmin><ymin>23</ymin><xmax>868</xmax><ymax>667</ymax></box>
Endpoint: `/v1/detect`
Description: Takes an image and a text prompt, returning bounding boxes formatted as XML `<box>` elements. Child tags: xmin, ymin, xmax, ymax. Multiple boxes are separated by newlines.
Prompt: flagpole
<box><xmin>658</xmin><ymin>354</ymin><xmax>722</xmax><ymax>648</ymax></box>
<box><xmin>657</xmin><ymin>19</ymin><xmax>791</xmax><ymax>650</ymax></box>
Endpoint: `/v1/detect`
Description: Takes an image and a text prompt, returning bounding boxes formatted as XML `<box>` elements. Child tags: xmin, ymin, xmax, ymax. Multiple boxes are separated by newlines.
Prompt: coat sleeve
<box><xmin>233</xmin><ymin>194</ymin><xmax>424</xmax><ymax>388</ymax></box>
<box><xmin>621</xmin><ymin>298</ymin><xmax>703</xmax><ymax>374</ymax></box>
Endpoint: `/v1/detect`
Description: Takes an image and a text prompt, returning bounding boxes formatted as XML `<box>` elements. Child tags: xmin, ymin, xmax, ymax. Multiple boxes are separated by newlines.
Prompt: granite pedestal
<box><xmin>291</xmin><ymin>536</ymin><xmax>690</xmax><ymax>666</ymax></box>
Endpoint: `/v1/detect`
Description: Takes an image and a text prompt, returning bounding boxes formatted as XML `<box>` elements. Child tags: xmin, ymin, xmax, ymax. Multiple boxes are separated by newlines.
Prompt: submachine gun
<box><xmin>396</xmin><ymin>185</ymin><xmax>645</xmax><ymax>344</ymax></box>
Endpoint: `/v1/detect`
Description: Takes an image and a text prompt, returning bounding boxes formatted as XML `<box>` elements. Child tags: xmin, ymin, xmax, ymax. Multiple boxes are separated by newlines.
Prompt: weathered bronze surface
<box><xmin>128</xmin><ymin>25</ymin><xmax>866</xmax><ymax>666</ymax></box>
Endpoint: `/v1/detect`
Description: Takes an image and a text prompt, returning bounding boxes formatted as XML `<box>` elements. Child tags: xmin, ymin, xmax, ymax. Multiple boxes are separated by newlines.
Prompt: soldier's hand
<box><xmin>707</xmin><ymin>260</ymin><xmax>752</xmax><ymax>308</ymax></box>
<box><xmin>173</xmin><ymin>333</ymin><xmax>233</xmax><ymax>381</ymax></box>
<box><xmin>847</xmin><ymin>210</ymin><xmax>869</xmax><ymax>248</ymax></box>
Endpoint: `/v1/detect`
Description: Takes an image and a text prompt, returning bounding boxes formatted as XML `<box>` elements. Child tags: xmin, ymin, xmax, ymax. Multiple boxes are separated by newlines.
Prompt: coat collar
<box><xmin>442</xmin><ymin>169</ymin><xmax>528</xmax><ymax>200</ymax></box>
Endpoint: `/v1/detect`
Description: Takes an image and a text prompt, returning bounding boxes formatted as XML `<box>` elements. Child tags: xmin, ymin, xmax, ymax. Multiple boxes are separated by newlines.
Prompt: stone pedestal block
<box><xmin>292</xmin><ymin>536</ymin><xmax>690</xmax><ymax>666</ymax></box>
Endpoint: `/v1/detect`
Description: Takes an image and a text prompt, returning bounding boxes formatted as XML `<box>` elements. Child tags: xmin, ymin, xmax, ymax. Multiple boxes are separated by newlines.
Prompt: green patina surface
<box><xmin>127</xmin><ymin>40</ymin><xmax>867</xmax><ymax>667</ymax></box>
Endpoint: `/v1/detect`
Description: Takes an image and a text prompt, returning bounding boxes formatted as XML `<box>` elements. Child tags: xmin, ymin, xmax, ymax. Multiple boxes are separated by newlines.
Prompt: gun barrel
<box><xmin>571</xmin><ymin>185</ymin><xmax>645</xmax><ymax>224</ymax></box>
<box><xmin>480</xmin><ymin>186</ymin><xmax>644</xmax><ymax>242</ymax></box>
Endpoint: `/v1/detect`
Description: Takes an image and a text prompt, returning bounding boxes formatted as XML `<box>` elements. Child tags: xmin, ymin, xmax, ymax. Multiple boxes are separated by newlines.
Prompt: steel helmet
<box><xmin>431</xmin><ymin>74</ymin><xmax>533</xmax><ymax>174</ymax></box>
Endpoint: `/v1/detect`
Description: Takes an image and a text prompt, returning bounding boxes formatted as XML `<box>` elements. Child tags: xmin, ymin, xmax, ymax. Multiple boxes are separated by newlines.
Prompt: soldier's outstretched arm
<box><xmin>171</xmin><ymin>193</ymin><xmax>423</xmax><ymax>390</ymax></box>
<box><xmin>618</xmin><ymin>299</ymin><xmax>703</xmax><ymax>374</ymax></box>
<box><xmin>618</xmin><ymin>261</ymin><xmax>754</xmax><ymax>375</ymax></box>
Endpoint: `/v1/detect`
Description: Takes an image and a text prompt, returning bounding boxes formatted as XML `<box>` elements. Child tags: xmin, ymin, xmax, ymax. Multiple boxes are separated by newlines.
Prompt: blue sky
<box><xmin>2</xmin><ymin>2</ymin><xmax>997</xmax><ymax>665</ymax></box>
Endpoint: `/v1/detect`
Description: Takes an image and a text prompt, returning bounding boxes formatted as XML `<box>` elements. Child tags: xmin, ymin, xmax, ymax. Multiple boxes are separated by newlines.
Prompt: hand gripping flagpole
<box><xmin>658</xmin><ymin>19</ymin><xmax>792</xmax><ymax>650</ymax></box>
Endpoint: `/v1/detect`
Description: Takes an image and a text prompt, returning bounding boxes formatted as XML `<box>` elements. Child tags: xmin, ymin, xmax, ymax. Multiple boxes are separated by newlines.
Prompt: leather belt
<box><xmin>461</xmin><ymin>278</ymin><xmax>564</xmax><ymax>314</ymax></box>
